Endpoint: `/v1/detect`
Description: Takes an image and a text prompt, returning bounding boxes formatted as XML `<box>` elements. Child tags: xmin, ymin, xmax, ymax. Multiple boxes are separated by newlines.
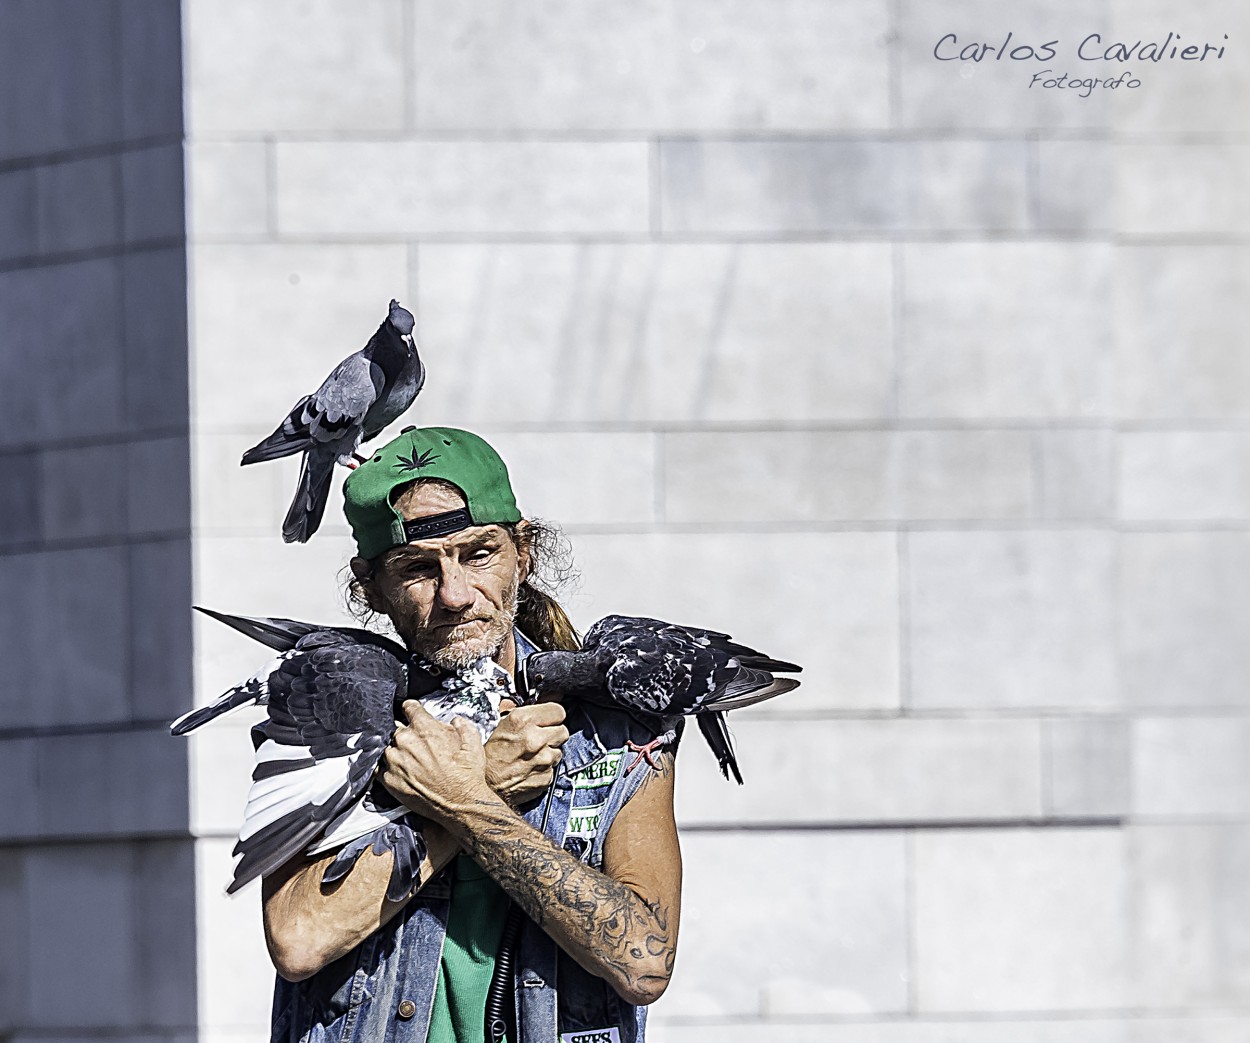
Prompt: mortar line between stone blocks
<box><xmin>406</xmin><ymin>241</ymin><xmax>418</xmax><ymax>304</ymax></box>
<box><xmin>197</xmin><ymin>418</ymin><xmax>1250</xmax><ymax>435</ymax></box>
<box><xmin>674</xmin><ymin>817</ymin><xmax>1127</xmax><ymax>833</ymax></box>
<box><xmin>265</xmin><ymin>136</ymin><xmax>278</xmax><ymax>238</ymax></box>
<box><xmin>1026</xmin><ymin>130</ymin><xmax>1043</xmax><ymax>232</ymax></box>
<box><xmin>904</xmin><ymin>828</ymin><xmax>917</xmax><ymax>1015</ymax></box>
<box><xmin>1040</xmin><ymin>717</ymin><xmax>1054</xmax><ymax>816</ymax></box>
<box><xmin>652</xmin><ymin>1007</ymin><xmax>1250</xmax><ymax>1024</ymax></box>
<box><xmin>211</xmin><ymin>230</ymin><xmax>1250</xmax><ymax>246</ymax></box>
<box><xmin>1030</xmin><ymin>429</ymin><xmax>1046</xmax><ymax>518</ymax></box>
<box><xmin>0</xmin><ymin>718</ymin><xmax>181</xmax><ymax>742</ymax></box>
<box><xmin>649</xmin><ymin>138</ymin><xmax>661</xmax><ymax>236</ymax></box>
<box><xmin>402</xmin><ymin>0</ymin><xmax>416</xmax><ymax>131</ymax></box>
<box><xmin>0</xmin><ymin>236</ymin><xmax>186</xmax><ymax>275</ymax></box>
<box><xmin>655</xmin><ymin>430</ymin><xmax>667</xmax><ymax>525</ymax></box>
<box><xmin>897</xmin><ymin>529</ymin><xmax>911</xmax><ymax>714</ymax></box>
<box><xmin>261</xmin><ymin>128</ymin><xmax>1159</xmax><ymax>144</ymax></box>
<box><xmin>0</xmin><ymin>133</ymin><xmax>185</xmax><ymax>174</ymax></box>
<box><xmin>112</xmin><ymin>141</ymin><xmax>126</xmax><ymax>254</ymax></box>
<box><xmin>887</xmin><ymin>0</ymin><xmax>902</xmax><ymax>130</ymax></box>
<box><xmin>891</xmin><ymin>241</ymin><xmax>904</xmax><ymax>418</ymax></box>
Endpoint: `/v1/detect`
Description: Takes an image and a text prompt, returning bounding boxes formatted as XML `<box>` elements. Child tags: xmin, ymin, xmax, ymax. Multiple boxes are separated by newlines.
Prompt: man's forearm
<box><xmin>263</xmin><ymin>822</ymin><xmax>460</xmax><ymax>981</ymax></box>
<box><xmin>442</xmin><ymin>792</ymin><xmax>675</xmax><ymax>1005</ymax></box>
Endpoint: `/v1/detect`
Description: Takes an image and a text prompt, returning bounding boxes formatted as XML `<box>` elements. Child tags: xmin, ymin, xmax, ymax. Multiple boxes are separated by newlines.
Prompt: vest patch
<box><xmin>564</xmin><ymin>800</ymin><xmax>607</xmax><ymax>840</ymax></box>
<box><xmin>570</xmin><ymin>751</ymin><xmax>623</xmax><ymax>789</ymax></box>
<box><xmin>560</xmin><ymin>1029</ymin><xmax>621</xmax><ymax>1043</ymax></box>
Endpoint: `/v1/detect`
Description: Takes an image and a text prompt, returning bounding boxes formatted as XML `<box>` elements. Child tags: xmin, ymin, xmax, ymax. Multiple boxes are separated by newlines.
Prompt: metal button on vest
<box><xmin>397</xmin><ymin>999</ymin><xmax>417</xmax><ymax>1020</ymax></box>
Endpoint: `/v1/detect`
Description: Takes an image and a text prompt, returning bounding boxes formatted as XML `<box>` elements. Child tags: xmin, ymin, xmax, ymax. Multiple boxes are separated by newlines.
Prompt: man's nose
<box><xmin>437</xmin><ymin>560</ymin><xmax>475</xmax><ymax>612</ymax></box>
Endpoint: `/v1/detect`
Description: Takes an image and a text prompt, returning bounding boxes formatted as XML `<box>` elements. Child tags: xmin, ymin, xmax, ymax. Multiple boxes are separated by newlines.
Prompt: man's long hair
<box><xmin>509</xmin><ymin>519</ymin><xmax>581</xmax><ymax>652</ymax></box>
<box><xmin>345</xmin><ymin>515</ymin><xmax>581</xmax><ymax>653</ymax></box>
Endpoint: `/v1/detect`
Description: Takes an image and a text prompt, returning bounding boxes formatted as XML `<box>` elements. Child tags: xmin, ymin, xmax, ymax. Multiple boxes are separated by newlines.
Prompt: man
<box><xmin>262</xmin><ymin>426</ymin><xmax>681</xmax><ymax>1043</ymax></box>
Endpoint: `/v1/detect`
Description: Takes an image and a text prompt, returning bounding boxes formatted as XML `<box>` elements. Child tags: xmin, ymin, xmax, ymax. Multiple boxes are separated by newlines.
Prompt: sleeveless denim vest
<box><xmin>269</xmin><ymin>632</ymin><xmax>661</xmax><ymax>1043</ymax></box>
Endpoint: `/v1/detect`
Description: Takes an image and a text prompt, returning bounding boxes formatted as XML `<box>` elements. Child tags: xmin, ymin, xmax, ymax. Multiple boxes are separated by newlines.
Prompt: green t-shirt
<box><xmin>428</xmin><ymin>854</ymin><xmax>513</xmax><ymax>1043</ymax></box>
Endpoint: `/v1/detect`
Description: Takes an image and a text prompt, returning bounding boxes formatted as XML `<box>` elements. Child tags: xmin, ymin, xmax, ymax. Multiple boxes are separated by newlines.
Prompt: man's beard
<box><xmin>394</xmin><ymin>575</ymin><xmax>519</xmax><ymax>671</ymax></box>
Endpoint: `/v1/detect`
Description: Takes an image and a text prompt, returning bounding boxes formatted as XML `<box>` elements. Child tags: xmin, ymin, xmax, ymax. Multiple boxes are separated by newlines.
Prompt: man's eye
<box><xmin>467</xmin><ymin>548</ymin><xmax>495</xmax><ymax>564</ymax></box>
<box><xmin>404</xmin><ymin>561</ymin><xmax>436</xmax><ymax>576</ymax></box>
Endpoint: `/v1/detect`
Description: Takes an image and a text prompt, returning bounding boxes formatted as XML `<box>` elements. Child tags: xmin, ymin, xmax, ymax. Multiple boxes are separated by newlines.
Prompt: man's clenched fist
<box><xmin>483</xmin><ymin>702</ymin><xmax>570</xmax><ymax>806</ymax></box>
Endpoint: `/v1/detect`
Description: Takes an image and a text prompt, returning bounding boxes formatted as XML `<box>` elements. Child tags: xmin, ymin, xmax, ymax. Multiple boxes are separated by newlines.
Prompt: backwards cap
<box><xmin>343</xmin><ymin>426</ymin><xmax>521</xmax><ymax>559</ymax></box>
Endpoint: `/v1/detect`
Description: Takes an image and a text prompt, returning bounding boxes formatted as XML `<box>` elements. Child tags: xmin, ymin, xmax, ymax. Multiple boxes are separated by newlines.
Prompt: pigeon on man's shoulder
<box><xmin>519</xmin><ymin>614</ymin><xmax>800</xmax><ymax>784</ymax></box>
<box><xmin>171</xmin><ymin>608</ymin><xmax>510</xmax><ymax>902</ymax></box>
<box><xmin>242</xmin><ymin>299</ymin><xmax>425</xmax><ymax>543</ymax></box>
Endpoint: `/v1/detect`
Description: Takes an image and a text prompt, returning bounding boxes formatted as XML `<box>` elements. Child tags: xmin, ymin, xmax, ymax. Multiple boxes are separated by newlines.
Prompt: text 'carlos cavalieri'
<box><xmin>933</xmin><ymin>32</ymin><xmax>1229</xmax><ymax>97</ymax></box>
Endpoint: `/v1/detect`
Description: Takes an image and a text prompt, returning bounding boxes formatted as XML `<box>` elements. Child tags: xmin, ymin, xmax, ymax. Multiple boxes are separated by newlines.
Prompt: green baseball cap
<box><xmin>343</xmin><ymin>426</ymin><xmax>522</xmax><ymax>559</ymax></box>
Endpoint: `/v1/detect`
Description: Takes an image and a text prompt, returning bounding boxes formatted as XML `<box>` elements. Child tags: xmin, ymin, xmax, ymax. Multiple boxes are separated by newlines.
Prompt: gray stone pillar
<box><xmin>0</xmin><ymin>2</ymin><xmax>195</xmax><ymax>1040</ymax></box>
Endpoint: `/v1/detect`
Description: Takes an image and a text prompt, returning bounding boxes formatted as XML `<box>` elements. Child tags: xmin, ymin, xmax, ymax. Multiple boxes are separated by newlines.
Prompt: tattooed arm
<box><xmin>381</xmin><ymin>701</ymin><xmax>682</xmax><ymax>1006</ymax></box>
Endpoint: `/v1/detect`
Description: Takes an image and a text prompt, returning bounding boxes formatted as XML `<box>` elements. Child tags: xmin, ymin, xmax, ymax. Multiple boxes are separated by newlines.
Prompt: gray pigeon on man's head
<box><xmin>242</xmin><ymin>299</ymin><xmax>424</xmax><ymax>543</ymax></box>
<box><xmin>171</xmin><ymin>608</ymin><xmax>511</xmax><ymax>901</ymax></box>
<box><xmin>519</xmin><ymin>615</ymin><xmax>801</xmax><ymax>784</ymax></box>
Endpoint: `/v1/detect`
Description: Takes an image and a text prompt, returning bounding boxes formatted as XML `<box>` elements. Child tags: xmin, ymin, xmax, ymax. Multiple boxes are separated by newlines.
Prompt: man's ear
<box><xmin>349</xmin><ymin>556</ymin><xmax>388</xmax><ymax>613</ymax></box>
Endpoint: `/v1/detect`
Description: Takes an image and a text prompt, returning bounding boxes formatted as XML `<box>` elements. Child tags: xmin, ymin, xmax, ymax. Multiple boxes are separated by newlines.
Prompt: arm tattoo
<box><xmin>456</xmin><ymin>755</ymin><xmax>676</xmax><ymax>995</ymax></box>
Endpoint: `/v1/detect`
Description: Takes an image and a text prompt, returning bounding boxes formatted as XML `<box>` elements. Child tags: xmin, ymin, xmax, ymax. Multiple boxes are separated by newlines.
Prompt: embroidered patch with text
<box><xmin>570</xmin><ymin>752</ymin><xmax>623</xmax><ymax>789</ymax></box>
<box><xmin>560</xmin><ymin>1029</ymin><xmax>621</xmax><ymax>1043</ymax></box>
<box><xmin>564</xmin><ymin>800</ymin><xmax>607</xmax><ymax>840</ymax></box>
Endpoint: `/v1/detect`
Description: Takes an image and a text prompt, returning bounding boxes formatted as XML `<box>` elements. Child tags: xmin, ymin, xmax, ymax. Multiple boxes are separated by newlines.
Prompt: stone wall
<box><xmin>2</xmin><ymin>0</ymin><xmax>1234</xmax><ymax>1039</ymax></box>
<box><xmin>0</xmin><ymin>1</ymin><xmax>195</xmax><ymax>1040</ymax></box>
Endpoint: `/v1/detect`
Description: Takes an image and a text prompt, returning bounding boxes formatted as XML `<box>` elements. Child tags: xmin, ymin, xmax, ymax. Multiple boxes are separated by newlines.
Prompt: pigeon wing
<box><xmin>169</xmin><ymin>652</ymin><xmax>285</xmax><ymax>735</ymax></box>
<box><xmin>593</xmin><ymin>621</ymin><xmax>701</xmax><ymax>717</ymax></box>
<box><xmin>194</xmin><ymin>606</ymin><xmax>409</xmax><ymax>658</ymax></box>
<box><xmin>302</xmin><ymin>351</ymin><xmax>386</xmax><ymax>452</ymax></box>
<box><xmin>228</xmin><ymin>640</ymin><xmax>405</xmax><ymax>892</ymax></box>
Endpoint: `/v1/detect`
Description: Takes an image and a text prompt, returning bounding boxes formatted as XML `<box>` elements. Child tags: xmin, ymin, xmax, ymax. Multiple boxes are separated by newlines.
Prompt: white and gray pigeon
<box><xmin>241</xmin><ymin>299</ymin><xmax>425</xmax><ymax>543</ymax></box>
<box><xmin>518</xmin><ymin>615</ymin><xmax>801</xmax><ymax>784</ymax></box>
<box><xmin>171</xmin><ymin>609</ymin><xmax>510</xmax><ymax>901</ymax></box>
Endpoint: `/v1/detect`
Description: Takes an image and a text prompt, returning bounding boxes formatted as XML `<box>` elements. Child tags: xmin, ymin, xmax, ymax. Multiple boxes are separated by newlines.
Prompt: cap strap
<box><xmin>402</xmin><ymin>508</ymin><xmax>474</xmax><ymax>542</ymax></box>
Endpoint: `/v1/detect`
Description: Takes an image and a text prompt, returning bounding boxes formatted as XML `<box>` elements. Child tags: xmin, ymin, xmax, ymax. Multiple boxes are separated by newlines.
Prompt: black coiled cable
<box><xmin>484</xmin><ymin>777</ymin><xmax>559</xmax><ymax>1043</ymax></box>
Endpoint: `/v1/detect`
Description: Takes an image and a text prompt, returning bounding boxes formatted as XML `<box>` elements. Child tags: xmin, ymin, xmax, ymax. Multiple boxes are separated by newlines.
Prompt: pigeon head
<box><xmin>387</xmin><ymin>299</ymin><xmax>416</xmax><ymax>336</ymax></box>
<box><xmin>521</xmin><ymin>650</ymin><xmax>605</xmax><ymax>701</ymax></box>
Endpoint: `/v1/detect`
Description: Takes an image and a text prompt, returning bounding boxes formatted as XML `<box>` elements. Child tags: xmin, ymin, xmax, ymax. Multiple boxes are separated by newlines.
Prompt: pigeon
<box><xmin>518</xmin><ymin>615</ymin><xmax>801</xmax><ymax>784</ymax></box>
<box><xmin>241</xmin><ymin>299</ymin><xmax>425</xmax><ymax>543</ymax></box>
<box><xmin>168</xmin><ymin>607</ymin><xmax>402</xmax><ymax>734</ymax></box>
<box><xmin>172</xmin><ymin>608</ymin><xmax>511</xmax><ymax>900</ymax></box>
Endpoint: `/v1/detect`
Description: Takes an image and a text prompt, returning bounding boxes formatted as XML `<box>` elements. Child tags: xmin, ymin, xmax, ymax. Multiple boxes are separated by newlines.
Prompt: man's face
<box><xmin>360</xmin><ymin>481</ymin><xmax>528</xmax><ymax>670</ymax></box>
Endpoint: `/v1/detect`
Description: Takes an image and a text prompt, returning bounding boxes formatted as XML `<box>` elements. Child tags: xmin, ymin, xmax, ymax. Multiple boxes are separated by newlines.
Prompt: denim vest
<box><xmin>270</xmin><ymin>634</ymin><xmax>660</xmax><ymax>1043</ymax></box>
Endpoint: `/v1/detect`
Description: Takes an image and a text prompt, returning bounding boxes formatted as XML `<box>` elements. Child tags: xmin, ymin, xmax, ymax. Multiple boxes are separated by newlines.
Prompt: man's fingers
<box><xmin>450</xmin><ymin>715</ymin><xmax>477</xmax><ymax>739</ymax></box>
<box><xmin>511</xmin><ymin>701</ymin><xmax>566</xmax><ymax>726</ymax></box>
<box><xmin>535</xmin><ymin>746</ymin><xmax>563</xmax><ymax>769</ymax></box>
<box><xmin>401</xmin><ymin>699</ymin><xmax>437</xmax><ymax>725</ymax></box>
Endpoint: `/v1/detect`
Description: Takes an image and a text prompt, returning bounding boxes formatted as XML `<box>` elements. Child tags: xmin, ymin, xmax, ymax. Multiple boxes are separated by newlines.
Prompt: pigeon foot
<box><xmin>625</xmin><ymin>737</ymin><xmax>668</xmax><ymax>775</ymax></box>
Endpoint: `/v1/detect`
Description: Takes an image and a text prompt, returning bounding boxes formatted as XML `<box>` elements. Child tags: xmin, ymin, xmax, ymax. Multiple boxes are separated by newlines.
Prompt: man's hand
<box><xmin>381</xmin><ymin>701</ymin><xmax>497</xmax><ymax>822</ymax></box>
<box><xmin>483</xmin><ymin>702</ymin><xmax>569</xmax><ymax>806</ymax></box>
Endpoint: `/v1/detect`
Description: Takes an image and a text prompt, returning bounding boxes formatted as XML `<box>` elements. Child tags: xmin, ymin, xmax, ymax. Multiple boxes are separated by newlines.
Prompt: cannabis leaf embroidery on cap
<box><xmin>395</xmin><ymin>448</ymin><xmax>439</xmax><ymax>472</ymax></box>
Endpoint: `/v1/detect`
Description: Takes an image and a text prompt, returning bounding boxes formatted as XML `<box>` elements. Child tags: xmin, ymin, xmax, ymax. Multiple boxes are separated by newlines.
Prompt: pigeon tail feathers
<box><xmin>169</xmin><ymin>674</ymin><xmax>269</xmax><ymax>735</ymax></box>
<box><xmin>696</xmin><ymin>711</ymin><xmax>743</xmax><ymax>785</ymax></box>
<box><xmin>282</xmin><ymin>451</ymin><xmax>335</xmax><ymax>543</ymax></box>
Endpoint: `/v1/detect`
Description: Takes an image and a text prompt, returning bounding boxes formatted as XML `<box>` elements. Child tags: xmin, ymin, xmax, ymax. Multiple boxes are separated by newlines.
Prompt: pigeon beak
<box><xmin>516</xmin><ymin>657</ymin><xmax>535</xmax><ymax>704</ymax></box>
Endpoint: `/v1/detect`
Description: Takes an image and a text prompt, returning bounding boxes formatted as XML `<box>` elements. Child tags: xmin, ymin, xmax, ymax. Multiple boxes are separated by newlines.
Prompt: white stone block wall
<box><xmin>0</xmin><ymin>0</ymin><xmax>1222</xmax><ymax>1039</ymax></box>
